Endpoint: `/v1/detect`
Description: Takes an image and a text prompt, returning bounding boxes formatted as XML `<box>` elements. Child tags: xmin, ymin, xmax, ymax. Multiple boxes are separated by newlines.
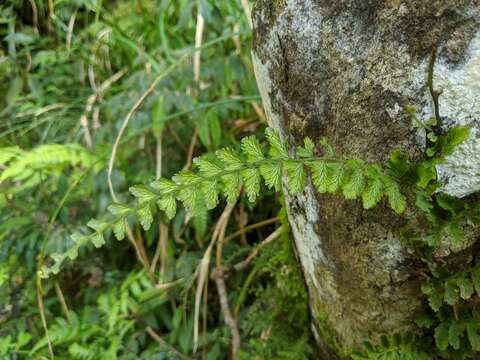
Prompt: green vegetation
<box><xmin>0</xmin><ymin>0</ymin><xmax>312</xmax><ymax>358</ymax></box>
<box><xmin>1</xmin><ymin>1</ymin><xmax>479</xmax><ymax>360</ymax></box>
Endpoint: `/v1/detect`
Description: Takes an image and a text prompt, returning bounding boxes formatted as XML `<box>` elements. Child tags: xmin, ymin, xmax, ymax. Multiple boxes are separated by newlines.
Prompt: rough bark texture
<box><xmin>251</xmin><ymin>1</ymin><xmax>480</xmax><ymax>358</ymax></box>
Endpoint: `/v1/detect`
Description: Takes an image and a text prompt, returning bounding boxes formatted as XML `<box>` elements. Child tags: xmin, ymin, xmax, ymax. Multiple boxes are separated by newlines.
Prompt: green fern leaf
<box><xmin>221</xmin><ymin>173</ymin><xmax>241</xmax><ymax>204</ymax></box>
<box><xmin>383</xmin><ymin>176</ymin><xmax>406</xmax><ymax>214</ymax></box>
<box><xmin>265</xmin><ymin>128</ymin><xmax>288</xmax><ymax>158</ymax></box>
<box><xmin>467</xmin><ymin>323</ymin><xmax>480</xmax><ymax>351</ymax></box>
<box><xmin>297</xmin><ymin>138</ymin><xmax>315</xmax><ymax>158</ymax></box>
<box><xmin>426</xmin><ymin>232</ymin><xmax>441</xmax><ymax>247</ymax></box>
<box><xmin>91</xmin><ymin>232</ymin><xmax>105</xmax><ymax>248</ymax></box>
<box><xmin>216</xmin><ymin>148</ymin><xmax>244</xmax><ymax>170</ymax></box>
<box><xmin>457</xmin><ymin>276</ymin><xmax>474</xmax><ymax>300</ymax></box>
<box><xmin>326</xmin><ymin>162</ymin><xmax>346</xmax><ymax>193</ymax></box>
<box><xmin>68</xmin><ymin>235</ymin><xmax>83</xmax><ymax>259</ymax></box>
<box><xmin>448</xmin><ymin>321</ymin><xmax>465</xmax><ymax>350</ymax></box>
<box><xmin>16</xmin><ymin>332</ymin><xmax>31</xmax><ymax>350</ymax></box>
<box><xmin>415</xmin><ymin>192</ymin><xmax>434</xmax><ymax>214</ymax></box>
<box><xmin>137</xmin><ymin>205</ymin><xmax>153</xmax><ymax>231</ymax></box>
<box><xmin>471</xmin><ymin>264</ymin><xmax>480</xmax><ymax>294</ymax></box>
<box><xmin>362</xmin><ymin>166</ymin><xmax>383</xmax><ymax>209</ymax></box>
<box><xmin>87</xmin><ymin>219</ymin><xmax>108</xmax><ymax>232</ymax></box>
<box><xmin>284</xmin><ymin>161</ymin><xmax>306</xmax><ymax>195</ymax></box>
<box><xmin>201</xmin><ymin>179</ymin><xmax>219</xmax><ymax>209</ymax></box>
<box><xmin>194</xmin><ymin>157</ymin><xmax>223</xmax><ymax>176</ymax></box>
<box><xmin>173</xmin><ymin>171</ymin><xmax>202</xmax><ymax>186</ymax></box>
<box><xmin>415</xmin><ymin>315</ymin><xmax>434</xmax><ymax>329</ymax></box>
<box><xmin>150</xmin><ymin>178</ymin><xmax>178</xmax><ymax>194</ymax></box>
<box><xmin>416</xmin><ymin>162</ymin><xmax>436</xmax><ymax>189</ymax></box>
<box><xmin>193</xmin><ymin>203</ymin><xmax>208</xmax><ymax>238</ymax></box>
<box><xmin>445</xmin><ymin>222</ymin><xmax>464</xmax><ymax>247</ymax></box>
<box><xmin>319</xmin><ymin>137</ymin><xmax>335</xmax><ymax>157</ymax></box>
<box><xmin>0</xmin><ymin>146</ymin><xmax>21</xmax><ymax>165</ymax></box>
<box><xmin>157</xmin><ymin>195</ymin><xmax>177</xmax><ymax>219</ymax></box>
<box><xmin>69</xmin><ymin>343</ymin><xmax>94</xmax><ymax>359</ymax></box>
<box><xmin>435</xmin><ymin>322</ymin><xmax>450</xmax><ymax>351</ymax></box>
<box><xmin>387</xmin><ymin>149</ymin><xmax>412</xmax><ymax>178</ymax></box>
<box><xmin>112</xmin><ymin>220</ymin><xmax>126</xmax><ymax>241</ymax></box>
<box><xmin>242</xmin><ymin>168</ymin><xmax>260</xmax><ymax>202</ymax></box>
<box><xmin>439</xmin><ymin>126</ymin><xmax>470</xmax><ymax>157</ymax></box>
<box><xmin>177</xmin><ymin>186</ymin><xmax>198</xmax><ymax>213</ymax></box>
<box><xmin>421</xmin><ymin>283</ymin><xmax>443</xmax><ymax>312</ymax></box>
<box><xmin>70</xmin><ymin>233</ymin><xmax>83</xmax><ymax>244</ymax></box>
<box><xmin>129</xmin><ymin>185</ymin><xmax>157</xmax><ymax>204</ymax></box>
<box><xmin>0</xmin><ymin>144</ymin><xmax>100</xmax><ymax>185</ymax></box>
<box><xmin>241</xmin><ymin>136</ymin><xmax>265</xmax><ymax>162</ymax></box>
<box><xmin>342</xmin><ymin>161</ymin><xmax>365</xmax><ymax>199</ymax></box>
<box><xmin>444</xmin><ymin>278</ymin><xmax>459</xmax><ymax>306</ymax></box>
<box><xmin>108</xmin><ymin>203</ymin><xmax>132</xmax><ymax>216</ymax></box>
<box><xmin>309</xmin><ymin>160</ymin><xmax>328</xmax><ymax>193</ymax></box>
<box><xmin>259</xmin><ymin>162</ymin><xmax>282</xmax><ymax>191</ymax></box>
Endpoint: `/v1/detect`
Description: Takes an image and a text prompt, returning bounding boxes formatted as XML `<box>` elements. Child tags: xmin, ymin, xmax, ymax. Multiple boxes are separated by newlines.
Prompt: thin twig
<box><xmin>36</xmin><ymin>277</ymin><xmax>54</xmax><ymax>359</ymax></box>
<box><xmin>236</xmin><ymin>204</ymin><xmax>248</xmax><ymax>245</ymax></box>
<box><xmin>188</xmin><ymin>6</ymin><xmax>203</xmax><ymax>174</ymax></box>
<box><xmin>146</xmin><ymin>326</ymin><xmax>194</xmax><ymax>360</ymax></box>
<box><xmin>202</xmin><ymin>275</ymin><xmax>208</xmax><ymax>359</ymax></box>
<box><xmin>240</xmin><ymin>0</ymin><xmax>253</xmax><ymax>29</ymax></box>
<box><xmin>34</xmin><ymin>103</ymin><xmax>67</xmax><ymax>117</ymax></box>
<box><xmin>427</xmin><ymin>45</ymin><xmax>442</xmax><ymax>130</ymax></box>
<box><xmin>125</xmin><ymin>225</ymin><xmax>153</xmax><ymax>280</ymax></box>
<box><xmin>212</xmin><ymin>198</ymin><xmax>244</xmax><ymax>358</ymax></box>
<box><xmin>212</xmin><ymin>268</ymin><xmax>241</xmax><ymax>358</ymax></box>
<box><xmin>223</xmin><ymin>216</ymin><xmax>279</xmax><ymax>243</ymax></box>
<box><xmin>251</xmin><ymin>101</ymin><xmax>266</xmax><ymax>122</ymax></box>
<box><xmin>232</xmin><ymin>226</ymin><xmax>282</xmax><ymax>272</ymax></box>
<box><xmin>78</xmin><ymin>69</ymin><xmax>126</xmax><ymax>149</ymax></box>
<box><xmin>155</xmin><ymin>133</ymin><xmax>163</xmax><ymax>180</ymax></box>
<box><xmin>135</xmin><ymin>227</ymin><xmax>151</xmax><ymax>270</ymax></box>
<box><xmin>54</xmin><ymin>281</ymin><xmax>71</xmax><ymax>322</ymax></box>
<box><xmin>151</xmin><ymin>223</ymin><xmax>168</xmax><ymax>275</ymax></box>
<box><xmin>193</xmin><ymin>9</ymin><xmax>205</xmax><ymax>85</ymax></box>
<box><xmin>183</xmin><ymin>128</ymin><xmax>198</xmax><ymax>170</ymax></box>
<box><xmin>66</xmin><ymin>10</ymin><xmax>77</xmax><ymax>52</ymax></box>
<box><xmin>154</xmin><ymin>278</ymin><xmax>184</xmax><ymax>290</ymax></box>
<box><xmin>193</xmin><ymin>203</ymin><xmax>237</xmax><ymax>352</ymax></box>
<box><xmin>232</xmin><ymin>24</ymin><xmax>241</xmax><ymax>53</ymax></box>
<box><xmin>88</xmin><ymin>29</ymin><xmax>112</xmax><ymax>92</ymax></box>
<box><xmin>151</xmin><ymin>132</ymin><xmax>170</xmax><ymax>277</ymax></box>
<box><xmin>28</xmin><ymin>0</ymin><xmax>39</xmax><ymax>35</ymax></box>
<box><xmin>47</xmin><ymin>0</ymin><xmax>54</xmax><ymax>31</ymax></box>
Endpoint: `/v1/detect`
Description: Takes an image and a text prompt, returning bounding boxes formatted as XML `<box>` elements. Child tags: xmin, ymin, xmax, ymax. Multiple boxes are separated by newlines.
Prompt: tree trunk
<box><xmin>251</xmin><ymin>1</ymin><xmax>480</xmax><ymax>358</ymax></box>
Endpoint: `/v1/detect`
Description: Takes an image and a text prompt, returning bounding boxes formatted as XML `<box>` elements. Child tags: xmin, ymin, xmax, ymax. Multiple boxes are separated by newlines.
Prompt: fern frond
<box><xmin>0</xmin><ymin>146</ymin><xmax>21</xmax><ymax>165</ymax></box>
<box><xmin>41</xmin><ymin>128</ymin><xmax>410</xmax><ymax>277</ymax></box>
<box><xmin>0</xmin><ymin>144</ymin><xmax>102</xmax><ymax>189</ymax></box>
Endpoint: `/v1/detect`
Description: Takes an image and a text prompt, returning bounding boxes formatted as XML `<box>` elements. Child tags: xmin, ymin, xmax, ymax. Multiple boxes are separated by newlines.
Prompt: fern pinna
<box><xmin>42</xmin><ymin>127</ymin><xmax>407</xmax><ymax>276</ymax></box>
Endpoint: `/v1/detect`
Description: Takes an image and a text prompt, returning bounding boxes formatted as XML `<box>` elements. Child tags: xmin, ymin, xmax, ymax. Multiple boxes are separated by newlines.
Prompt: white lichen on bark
<box><xmin>252</xmin><ymin>52</ymin><xmax>283</xmax><ymax>132</ymax></box>
<box><xmin>253</xmin><ymin>50</ymin><xmax>335</xmax><ymax>294</ymax></box>
<box><xmin>284</xmin><ymin>182</ymin><xmax>334</xmax><ymax>291</ymax></box>
<box><xmin>432</xmin><ymin>31</ymin><xmax>480</xmax><ymax>198</ymax></box>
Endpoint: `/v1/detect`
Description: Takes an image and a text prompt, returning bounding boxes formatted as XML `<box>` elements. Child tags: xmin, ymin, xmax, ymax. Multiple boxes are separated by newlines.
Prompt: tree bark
<box><xmin>251</xmin><ymin>1</ymin><xmax>480</xmax><ymax>358</ymax></box>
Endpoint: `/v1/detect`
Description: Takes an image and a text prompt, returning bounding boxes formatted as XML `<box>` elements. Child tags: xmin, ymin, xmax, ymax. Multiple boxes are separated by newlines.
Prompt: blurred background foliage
<box><xmin>0</xmin><ymin>0</ymin><xmax>312</xmax><ymax>359</ymax></box>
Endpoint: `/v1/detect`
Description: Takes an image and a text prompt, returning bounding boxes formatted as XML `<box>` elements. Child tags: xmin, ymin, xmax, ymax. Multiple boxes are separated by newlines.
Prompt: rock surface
<box><xmin>252</xmin><ymin>0</ymin><xmax>479</xmax><ymax>357</ymax></box>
